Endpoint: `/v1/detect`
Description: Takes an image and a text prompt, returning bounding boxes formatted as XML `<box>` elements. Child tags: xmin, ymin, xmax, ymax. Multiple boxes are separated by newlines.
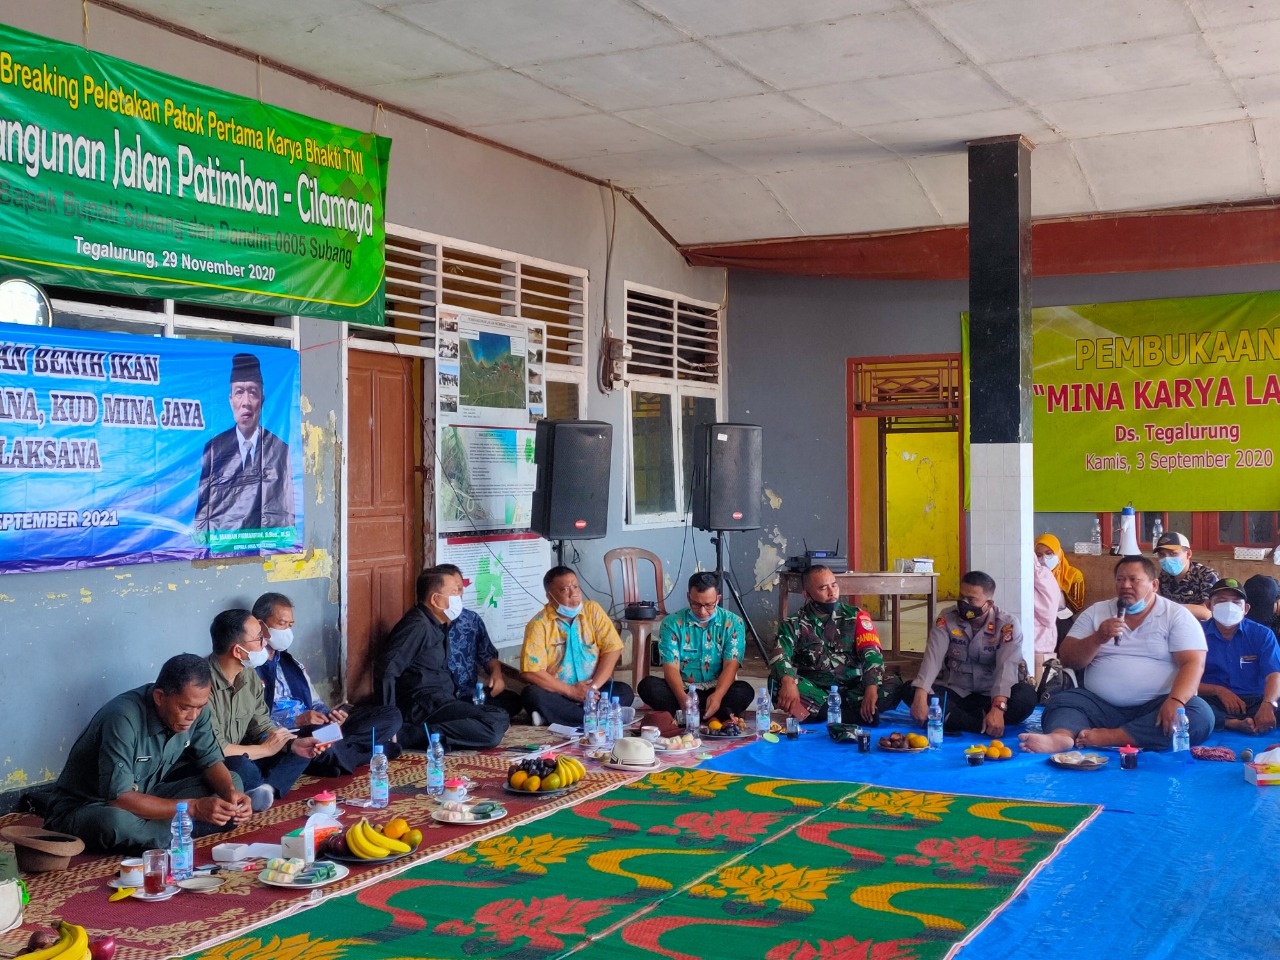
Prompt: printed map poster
<box><xmin>1033</xmin><ymin>291</ymin><xmax>1280</xmax><ymax>511</ymax></box>
<box><xmin>0</xmin><ymin>324</ymin><xmax>303</xmax><ymax>573</ymax></box>
<box><xmin>437</xmin><ymin>533</ymin><xmax>551</xmax><ymax>654</ymax></box>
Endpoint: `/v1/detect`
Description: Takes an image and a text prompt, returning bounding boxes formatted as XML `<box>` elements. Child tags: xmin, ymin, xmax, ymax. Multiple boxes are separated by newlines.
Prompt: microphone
<box><xmin>1114</xmin><ymin>600</ymin><xmax>1125</xmax><ymax>644</ymax></box>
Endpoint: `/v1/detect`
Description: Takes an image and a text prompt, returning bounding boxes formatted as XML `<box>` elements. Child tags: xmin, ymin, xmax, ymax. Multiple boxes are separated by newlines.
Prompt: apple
<box><xmin>89</xmin><ymin>935</ymin><xmax>117</xmax><ymax>960</ymax></box>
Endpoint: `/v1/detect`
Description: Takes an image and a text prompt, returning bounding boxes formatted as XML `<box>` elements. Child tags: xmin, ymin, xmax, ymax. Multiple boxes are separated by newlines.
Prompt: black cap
<box><xmin>1208</xmin><ymin>577</ymin><xmax>1246</xmax><ymax>601</ymax></box>
<box><xmin>230</xmin><ymin>353</ymin><xmax>263</xmax><ymax>385</ymax></box>
<box><xmin>1244</xmin><ymin>574</ymin><xmax>1279</xmax><ymax>610</ymax></box>
<box><xmin>1155</xmin><ymin>531</ymin><xmax>1191</xmax><ymax>550</ymax></box>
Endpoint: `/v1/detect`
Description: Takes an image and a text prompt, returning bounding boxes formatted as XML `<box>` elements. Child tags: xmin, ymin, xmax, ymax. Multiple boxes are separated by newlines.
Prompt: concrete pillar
<box><xmin>967</xmin><ymin>135</ymin><xmax>1035</xmax><ymax>671</ymax></box>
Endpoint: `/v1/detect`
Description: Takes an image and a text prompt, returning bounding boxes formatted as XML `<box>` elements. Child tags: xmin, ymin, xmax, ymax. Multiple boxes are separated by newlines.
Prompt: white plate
<box><xmin>653</xmin><ymin>743</ymin><xmax>701</xmax><ymax>755</ymax></box>
<box><xmin>107</xmin><ymin>877</ymin><xmax>140</xmax><ymax>890</ymax></box>
<box><xmin>258</xmin><ymin>862</ymin><xmax>350</xmax><ymax>889</ymax></box>
<box><xmin>132</xmin><ymin>884</ymin><xmax>181</xmax><ymax>902</ymax></box>
<box><xmin>431</xmin><ymin>805</ymin><xmax>508</xmax><ymax>825</ymax></box>
<box><xmin>177</xmin><ymin>876</ymin><xmax>225</xmax><ymax>894</ymax></box>
<box><xmin>603</xmin><ymin>760</ymin><xmax>661</xmax><ymax>772</ymax></box>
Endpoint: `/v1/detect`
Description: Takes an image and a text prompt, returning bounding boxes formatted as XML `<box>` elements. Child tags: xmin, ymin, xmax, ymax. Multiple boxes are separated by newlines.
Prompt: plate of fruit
<box><xmin>653</xmin><ymin>733</ymin><xmax>703</xmax><ymax>754</ymax></box>
<box><xmin>878</xmin><ymin>732</ymin><xmax>929</xmax><ymax>752</ymax></box>
<box><xmin>504</xmin><ymin>754</ymin><xmax>586</xmax><ymax>795</ymax></box>
<box><xmin>320</xmin><ymin>817</ymin><xmax>422</xmax><ymax>863</ymax></box>
<box><xmin>975</xmin><ymin>739</ymin><xmax>1014</xmax><ymax>760</ymax></box>
<box><xmin>701</xmin><ymin>715</ymin><xmax>754</xmax><ymax>739</ymax></box>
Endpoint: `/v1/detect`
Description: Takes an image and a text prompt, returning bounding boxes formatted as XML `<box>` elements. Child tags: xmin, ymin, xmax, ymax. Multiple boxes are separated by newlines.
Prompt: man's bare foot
<box><xmin>1019</xmin><ymin>731</ymin><xmax>1075</xmax><ymax>753</ymax></box>
<box><xmin>1076</xmin><ymin>727</ymin><xmax>1132</xmax><ymax>747</ymax></box>
<box><xmin>1225</xmin><ymin>718</ymin><xmax>1257</xmax><ymax>734</ymax></box>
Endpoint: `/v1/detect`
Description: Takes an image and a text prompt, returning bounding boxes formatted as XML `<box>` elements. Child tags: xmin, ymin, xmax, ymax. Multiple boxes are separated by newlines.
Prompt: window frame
<box><xmin>622</xmin><ymin>282</ymin><xmax>724</xmax><ymax>528</ymax></box>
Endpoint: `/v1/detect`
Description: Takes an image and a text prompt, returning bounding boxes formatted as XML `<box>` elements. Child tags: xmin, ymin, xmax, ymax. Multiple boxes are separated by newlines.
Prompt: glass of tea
<box><xmin>142</xmin><ymin>848</ymin><xmax>168</xmax><ymax>895</ymax></box>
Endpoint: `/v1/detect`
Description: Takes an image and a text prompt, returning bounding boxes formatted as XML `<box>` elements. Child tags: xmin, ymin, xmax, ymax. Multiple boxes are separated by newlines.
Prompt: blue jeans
<box><xmin>224</xmin><ymin>748</ymin><xmax>311</xmax><ymax>799</ymax></box>
<box><xmin>1042</xmin><ymin>688</ymin><xmax>1213</xmax><ymax>751</ymax></box>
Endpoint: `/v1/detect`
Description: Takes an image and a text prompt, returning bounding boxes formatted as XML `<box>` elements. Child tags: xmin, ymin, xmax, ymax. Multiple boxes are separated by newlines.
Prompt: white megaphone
<box><xmin>1117</xmin><ymin>505</ymin><xmax>1141</xmax><ymax>556</ymax></box>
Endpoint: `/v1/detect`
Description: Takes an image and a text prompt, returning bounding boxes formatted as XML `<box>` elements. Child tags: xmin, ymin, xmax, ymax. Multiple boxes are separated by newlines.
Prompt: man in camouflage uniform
<box><xmin>768</xmin><ymin>565</ymin><xmax>900</xmax><ymax>725</ymax></box>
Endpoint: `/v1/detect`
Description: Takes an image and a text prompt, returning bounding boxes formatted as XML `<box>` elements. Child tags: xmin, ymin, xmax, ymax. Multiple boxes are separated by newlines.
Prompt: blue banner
<box><xmin>0</xmin><ymin>324</ymin><xmax>303</xmax><ymax>572</ymax></box>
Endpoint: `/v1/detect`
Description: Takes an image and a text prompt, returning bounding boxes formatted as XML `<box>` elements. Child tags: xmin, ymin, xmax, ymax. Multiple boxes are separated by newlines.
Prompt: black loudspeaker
<box><xmin>693</xmin><ymin>423</ymin><xmax>762</xmax><ymax>532</ymax></box>
<box><xmin>530</xmin><ymin>420</ymin><xmax>612</xmax><ymax>540</ymax></box>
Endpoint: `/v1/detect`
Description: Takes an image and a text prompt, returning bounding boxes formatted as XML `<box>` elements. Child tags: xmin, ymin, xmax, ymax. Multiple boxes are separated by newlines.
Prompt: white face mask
<box><xmin>1212</xmin><ymin>601</ymin><xmax>1245</xmax><ymax>628</ymax></box>
<box><xmin>444</xmin><ymin>595</ymin><xmax>464</xmax><ymax>622</ymax></box>
<box><xmin>240</xmin><ymin>644</ymin><xmax>269</xmax><ymax>669</ymax></box>
<box><xmin>1040</xmin><ymin>553</ymin><xmax>1059</xmax><ymax>571</ymax></box>
<box><xmin>268</xmin><ymin>626</ymin><xmax>294</xmax><ymax>652</ymax></box>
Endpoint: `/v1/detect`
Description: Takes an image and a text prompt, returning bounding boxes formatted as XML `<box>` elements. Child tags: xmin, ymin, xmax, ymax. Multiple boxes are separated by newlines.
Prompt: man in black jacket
<box><xmin>375</xmin><ymin>567</ymin><xmax>511</xmax><ymax>750</ymax></box>
<box><xmin>253</xmin><ymin>592</ymin><xmax>402</xmax><ymax>775</ymax></box>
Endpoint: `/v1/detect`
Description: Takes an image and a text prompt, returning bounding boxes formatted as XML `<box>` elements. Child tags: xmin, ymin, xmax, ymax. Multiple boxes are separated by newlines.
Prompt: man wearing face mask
<box><xmin>377</xmin><ymin>567</ymin><xmax>511</xmax><ymax>750</ymax></box>
<box><xmin>520</xmin><ymin>566</ymin><xmax>632</xmax><ymax>727</ymax></box>
<box><xmin>637</xmin><ymin>572</ymin><xmax>754</xmax><ymax>723</ymax></box>
<box><xmin>910</xmin><ymin>571</ymin><xmax>1038</xmax><ymax>736</ymax></box>
<box><xmin>253</xmin><ymin>592</ymin><xmax>403</xmax><ymax>775</ymax></box>
<box><xmin>433</xmin><ymin>565</ymin><xmax>523</xmax><ymax>720</ymax></box>
<box><xmin>1154</xmin><ymin>531</ymin><xmax>1218</xmax><ymax>621</ymax></box>
<box><xmin>1198</xmin><ymin>578</ymin><xmax>1280</xmax><ymax>735</ymax></box>
<box><xmin>206</xmin><ymin>609</ymin><xmax>324</xmax><ymax>810</ymax></box>
<box><xmin>1020</xmin><ymin>556</ymin><xmax>1213</xmax><ymax>753</ymax></box>
<box><xmin>768</xmin><ymin>565</ymin><xmax>898</xmax><ymax>725</ymax></box>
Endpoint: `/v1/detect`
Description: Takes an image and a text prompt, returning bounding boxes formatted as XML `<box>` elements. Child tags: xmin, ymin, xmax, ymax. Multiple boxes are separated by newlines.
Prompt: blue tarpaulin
<box><xmin>704</xmin><ymin>708</ymin><xmax>1280</xmax><ymax>960</ymax></box>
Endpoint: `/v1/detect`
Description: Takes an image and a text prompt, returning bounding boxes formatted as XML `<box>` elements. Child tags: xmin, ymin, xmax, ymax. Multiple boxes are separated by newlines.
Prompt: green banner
<box><xmin>1033</xmin><ymin>291</ymin><xmax>1280</xmax><ymax>511</ymax></box>
<box><xmin>0</xmin><ymin>23</ymin><xmax>388</xmax><ymax>324</ymax></box>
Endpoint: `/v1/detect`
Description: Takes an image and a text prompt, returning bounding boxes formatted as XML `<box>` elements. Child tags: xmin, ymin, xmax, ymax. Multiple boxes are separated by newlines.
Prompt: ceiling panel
<box><xmin>365</xmin><ymin>69</ymin><xmax>592</xmax><ymax>126</ymax></box>
<box><xmin>763</xmin><ymin>161</ymin><xmax>943</xmax><ymax>234</ymax></box>
<box><xmin>617</xmin><ymin>94</ymin><xmax>842</xmax><ymax>146</ymax></box>
<box><xmin>636</xmin><ymin>0</ymin><xmax>907</xmax><ymax>38</ymax></box>
<box><xmin>470</xmin><ymin>112</ymin><xmax>676</xmax><ymax>160</ymax></box>
<box><xmin>793</xmin><ymin>66</ymin><xmax>1017</xmax><ymax>129</ymax></box>
<box><xmin>629</xmin><ymin>176</ymin><xmax>802</xmax><ymax>244</ymax></box>
<box><xmin>556</xmin><ymin>144</ymin><xmax>743</xmax><ymax>187</ymax></box>
<box><xmin>1040</xmin><ymin>82</ymin><xmax>1246</xmax><ymax>139</ymax></box>
<box><xmin>1206</xmin><ymin>17</ymin><xmax>1280</xmax><ymax>79</ymax></box>
<box><xmin>855</xmin><ymin>108</ymin><xmax>1059</xmax><ymax>155</ymax></box>
<box><xmin>699</xmin><ymin>130</ymin><xmax>895</xmax><ymax>173</ymax></box>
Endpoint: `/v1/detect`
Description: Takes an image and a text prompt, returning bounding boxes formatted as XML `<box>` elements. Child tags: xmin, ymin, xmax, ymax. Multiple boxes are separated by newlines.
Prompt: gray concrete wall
<box><xmin>726</xmin><ymin>262</ymin><xmax>1280</xmax><ymax>635</ymax></box>
<box><xmin>0</xmin><ymin>3</ymin><xmax>726</xmax><ymax>800</ymax></box>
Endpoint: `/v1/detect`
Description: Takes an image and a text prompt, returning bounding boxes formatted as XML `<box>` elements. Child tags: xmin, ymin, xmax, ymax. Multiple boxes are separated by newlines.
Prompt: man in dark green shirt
<box><xmin>45</xmin><ymin>654</ymin><xmax>251</xmax><ymax>853</ymax></box>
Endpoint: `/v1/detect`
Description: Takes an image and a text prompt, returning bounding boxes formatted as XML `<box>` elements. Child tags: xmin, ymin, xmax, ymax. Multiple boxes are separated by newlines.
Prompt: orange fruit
<box><xmin>989</xmin><ymin>739</ymin><xmax>1004</xmax><ymax>750</ymax></box>
<box><xmin>708</xmin><ymin>719</ymin><xmax>723</xmax><ymax>731</ymax></box>
<box><xmin>404</xmin><ymin>828</ymin><xmax>423</xmax><ymax>849</ymax></box>
<box><xmin>985</xmin><ymin>746</ymin><xmax>1001</xmax><ymax>759</ymax></box>
<box><xmin>524</xmin><ymin>775</ymin><xmax>541</xmax><ymax>792</ymax></box>
<box><xmin>998</xmin><ymin>747</ymin><xmax>1013</xmax><ymax>759</ymax></box>
<box><xmin>383</xmin><ymin>817</ymin><xmax>410</xmax><ymax>840</ymax></box>
<box><xmin>509</xmin><ymin>769</ymin><xmax>528</xmax><ymax>789</ymax></box>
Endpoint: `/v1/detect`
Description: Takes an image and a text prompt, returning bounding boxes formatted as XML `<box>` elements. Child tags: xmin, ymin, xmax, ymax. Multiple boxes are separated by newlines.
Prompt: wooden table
<box><xmin>777</xmin><ymin>570</ymin><xmax>938</xmax><ymax>666</ymax></box>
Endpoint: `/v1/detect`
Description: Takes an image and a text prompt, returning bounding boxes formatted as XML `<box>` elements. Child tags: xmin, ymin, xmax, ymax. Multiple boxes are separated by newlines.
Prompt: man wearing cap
<box><xmin>44</xmin><ymin>654</ymin><xmax>253</xmax><ymax>853</ymax></box>
<box><xmin>195</xmin><ymin>352</ymin><xmax>294</xmax><ymax>535</ymax></box>
<box><xmin>1198</xmin><ymin>577</ymin><xmax>1280</xmax><ymax>735</ymax></box>
<box><xmin>1155</xmin><ymin>531</ymin><xmax>1218</xmax><ymax>621</ymax></box>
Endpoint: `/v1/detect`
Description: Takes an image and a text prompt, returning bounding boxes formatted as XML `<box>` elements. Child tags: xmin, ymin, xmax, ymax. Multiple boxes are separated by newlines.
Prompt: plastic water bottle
<box><xmin>584</xmin><ymin>689</ymin><xmax>599</xmax><ymax>738</ymax></box>
<box><xmin>1172</xmin><ymin>707</ymin><xmax>1192</xmax><ymax>762</ymax></box>
<box><xmin>755</xmin><ymin>687</ymin><xmax>772</xmax><ymax>736</ymax></box>
<box><xmin>609</xmin><ymin>696</ymin><xmax>624</xmax><ymax>742</ymax></box>
<box><xmin>597</xmin><ymin>695</ymin><xmax>612</xmax><ymax>745</ymax></box>
<box><xmin>475</xmin><ymin>681</ymin><xmax>486</xmax><ymax>706</ymax></box>
<box><xmin>426</xmin><ymin>733</ymin><xmax>446</xmax><ymax>797</ymax></box>
<box><xmin>927</xmin><ymin>697</ymin><xmax>944</xmax><ymax>749</ymax></box>
<box><xmin>369</xmin><ymin>744</ymin><xmax>390</xmax><ymax>807</ymax></box>
<box><xmin>1151</xmin><ymin>517</ymin><xmax>1163</xmax><ymax>553</ymax></box>
<box><xmin>685</xmin><ymin>684</ymin><xmax>700</xmax><ymax>734</ymax></box>
<box><xmin>1091</xmin><ymin>517</ymin><xmax>1102</xmax><ymax>550</ymax></box>
<box><xmin>827</xmin><ymin>684</ymin><xmax>842</xmax><ymax>726</ymax></box>
<box><xmin>169</xmin><ymin>801</ymin><xmax>194</xmax><ymax>881</ymax></box>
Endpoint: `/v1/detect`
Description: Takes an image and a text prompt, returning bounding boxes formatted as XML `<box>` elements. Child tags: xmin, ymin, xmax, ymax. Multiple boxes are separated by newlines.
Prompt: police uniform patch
<box><xmin>985</xmin><ymin>621</ymin><xmax>996</xmax><ymax>634</ymax></box>
<box><xmin>935</xmin><ymin>615</ymin><xmax>947</xmax><ymax>628</ymax></box>
<box><xmin>1001</xmin><ymin>623</ymin><xmax>1014</xmax><ymax>643</ymax></box>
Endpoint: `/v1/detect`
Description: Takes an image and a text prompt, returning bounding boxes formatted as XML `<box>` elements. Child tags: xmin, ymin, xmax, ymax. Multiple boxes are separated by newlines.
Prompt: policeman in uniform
<box><xmin>910</xmin><ymin>570</ymin><xmax>1038</xmax><ymax>736</ymax></box>
<box><xmin>768</xmin><ymin>564</ymin><xmax>901</xmax><ymax>725</ymax></box>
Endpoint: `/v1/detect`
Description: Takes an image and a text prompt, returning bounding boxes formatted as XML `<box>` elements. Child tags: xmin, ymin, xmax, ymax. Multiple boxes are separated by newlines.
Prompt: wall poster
<box><xmin>435</xmin><ymin>308</ymin><xmax>550</xmax><ymax>652</ymax></box>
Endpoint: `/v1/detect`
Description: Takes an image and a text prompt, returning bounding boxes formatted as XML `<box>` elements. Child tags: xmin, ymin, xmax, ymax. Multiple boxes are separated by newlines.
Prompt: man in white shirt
<box><xmin>1020</xmin><ymin>556</ymin><xmax>1212</xmax><ymax>752</ymax></box>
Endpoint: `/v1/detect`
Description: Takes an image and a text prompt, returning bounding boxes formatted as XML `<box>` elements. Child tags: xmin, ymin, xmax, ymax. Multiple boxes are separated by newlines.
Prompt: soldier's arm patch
<box><xmin>1001</xmin><ymin>623</ymin><xmax>1014</xmax><ymax>643</ymax></box>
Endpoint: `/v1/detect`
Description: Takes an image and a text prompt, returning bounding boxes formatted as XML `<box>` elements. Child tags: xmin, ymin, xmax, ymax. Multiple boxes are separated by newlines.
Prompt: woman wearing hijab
<box><xmin>1034</xmin><ymin>533</ymin><xmax>1086</xmax><ymax>644</ymax></box>
<box><xmin>1244</xmin><ymin>575</ymin><xmax>1280</xmax><ymax>633</ymax></box>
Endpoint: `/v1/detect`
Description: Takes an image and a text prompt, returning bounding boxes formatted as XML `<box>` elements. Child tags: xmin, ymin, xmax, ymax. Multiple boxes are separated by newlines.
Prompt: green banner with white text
<box><xmin>1033</xmin><ymin>291</ymin><xmax>1280</xmax><ymax>511</ymax></box>
<box><xmin>0</xmin><ymin>23</ymin><xmax>389</xmax><ymax>323</ymax></box>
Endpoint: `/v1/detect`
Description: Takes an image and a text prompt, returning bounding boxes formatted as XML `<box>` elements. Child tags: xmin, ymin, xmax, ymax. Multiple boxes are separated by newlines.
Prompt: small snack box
<box><xmin>281</xmin><ymin>826</ymin><xmax>316</xmax><ymax>861</ymax></box>
<box><xmin>1244</xmin><ymin>763</ymin><xmax>1280</xmax><ymax>786</ymax></box>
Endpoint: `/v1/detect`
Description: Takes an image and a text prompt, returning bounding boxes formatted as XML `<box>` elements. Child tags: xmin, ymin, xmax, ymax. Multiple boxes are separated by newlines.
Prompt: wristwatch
<box><xmin>994</xmin><ymin>700</ymin><xmax>1008</xmax><ymax>712</ymax></box>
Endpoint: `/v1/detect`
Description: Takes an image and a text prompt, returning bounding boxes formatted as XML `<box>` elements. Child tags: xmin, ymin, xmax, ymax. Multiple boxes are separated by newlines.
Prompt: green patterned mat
<box><xmin>190</xmin><ymin>770</ymin><xmax>1097</xmax><ymax>960</ymax></box>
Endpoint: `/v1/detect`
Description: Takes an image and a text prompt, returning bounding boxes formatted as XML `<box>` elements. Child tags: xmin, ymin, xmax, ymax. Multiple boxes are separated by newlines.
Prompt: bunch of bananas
<box><xmin>20</xmin><ymin>921</ymin><xmax>89</xmax><ymax>960</ymax></box>
<box><xmin>554</xmin><ymin>755</ymin><xmax>585</xmax><ymax>786</ymax></box>
<box><xmin>344</xmin><ymin>818</ymin><xmax>412</xmax><ymax>859</ymax></box>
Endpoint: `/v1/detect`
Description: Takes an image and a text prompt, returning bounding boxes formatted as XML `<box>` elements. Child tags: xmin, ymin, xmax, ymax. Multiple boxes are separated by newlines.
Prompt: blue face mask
<box><xmin>1160</xmin><ymin>556</ymin><xmax>1186</xmax><ymax>576</ymax></box>
<box><xmin>557</xmin><ymin>603</ymin><xmax>582</xmax><ymax>619</ymax></box>
<box><xmin>1125</xmin><ymin>596</ymin><xmax>1149</xmax><ymax>615</ymax></box>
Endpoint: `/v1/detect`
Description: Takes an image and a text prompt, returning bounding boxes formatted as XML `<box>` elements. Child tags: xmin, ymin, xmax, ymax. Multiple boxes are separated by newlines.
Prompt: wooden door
<box><xmin>346</xmin><ymin>350</ymin><xmax>419</xmax><ymax>702</ymax></box>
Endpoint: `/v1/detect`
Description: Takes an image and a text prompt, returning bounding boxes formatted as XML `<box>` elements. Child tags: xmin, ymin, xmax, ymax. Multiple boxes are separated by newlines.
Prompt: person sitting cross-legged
<box><xmin>1020</xmin><ymin>556</ymin><xmax>1213</xmax><ymax>753</ymax></box>
<box><xmin>637</xmin><ymin>572</ymin><xmax>754</xmax><ymax>722</ymax></box>
<box><xmin>1198</xmin><ymin>577</ymin><xmax>1280</xmax><ymax>735</ymax></box>
<box><xmin>910</xmin><ymin>570</ymin><xmax>1038</xmax><ymax>737</ymax></box>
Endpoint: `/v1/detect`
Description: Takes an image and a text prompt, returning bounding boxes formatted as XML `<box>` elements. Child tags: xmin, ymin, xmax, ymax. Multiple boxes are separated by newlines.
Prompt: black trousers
<box><xmin>302</xmin><ymin>703</ymin><xmax>403</xmax><ymax>776</ymax></box>
<box><xmin>521</xmin><ymin>682</ymin><xmax>634</xmax><ymax>727</ymax></box>
<box><xmin>637</xmin><ymin>677</ymin><xmax>755</xmax><ymax>722</ymax></box>
<box><xmin>932</xmin><ymin>681</ymin><xmax>1038</xmax><ymax>734</ymax></box>
<box><xmin>399</xmin><ymin>698</ymin><xmax>511</xmax><ymax>751</ymax></box>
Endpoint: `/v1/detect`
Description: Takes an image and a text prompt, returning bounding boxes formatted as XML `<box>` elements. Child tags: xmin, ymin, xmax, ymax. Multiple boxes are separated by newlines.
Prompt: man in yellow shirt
<box><xmin>520</xmin><ymin>566</ymin><xmax>633</xmax><ymax>726</ymax></box>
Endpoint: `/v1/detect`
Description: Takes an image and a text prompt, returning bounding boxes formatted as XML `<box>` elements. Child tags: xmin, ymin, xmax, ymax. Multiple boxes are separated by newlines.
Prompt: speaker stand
<box><xmin>555</xmin><ymin>539</ymin><xmax>567</xmax><ymax>567</ymax></box>
<box><xmin>712</xmin><ymin>531</ymin><xmax>770</xmax><ymax>663</ymax></box>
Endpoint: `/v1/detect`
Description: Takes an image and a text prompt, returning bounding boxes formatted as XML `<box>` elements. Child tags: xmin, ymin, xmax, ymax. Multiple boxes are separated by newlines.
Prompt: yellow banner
<box><xmin>1033</xmin><ymin>291</ymin><xmax>1280</xmax><ymax>511</ymax></box>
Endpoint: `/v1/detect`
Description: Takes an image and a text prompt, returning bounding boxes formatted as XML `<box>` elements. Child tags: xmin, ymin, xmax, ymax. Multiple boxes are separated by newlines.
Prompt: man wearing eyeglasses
<box><xmin>637</xmin><ymin>572</ymin><xmax>754</xmax><ymax>722</ymax></box>
<box><xmin>205</xmin><ymin>608</ymin><xmax>325</xmax><ymax>812</ymax></box>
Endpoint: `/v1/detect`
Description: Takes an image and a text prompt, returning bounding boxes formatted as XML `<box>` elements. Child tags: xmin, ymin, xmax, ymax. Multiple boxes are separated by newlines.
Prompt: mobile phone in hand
<box><xmin>333</xmin><ymin>702</ymin><xmax>354</xmax><ymax>714</ymax></box>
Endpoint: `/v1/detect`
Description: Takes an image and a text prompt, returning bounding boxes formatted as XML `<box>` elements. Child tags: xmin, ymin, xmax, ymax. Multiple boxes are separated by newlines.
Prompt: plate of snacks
<box><xmin>878</xmin><ymin>732</ymin><xmax>929</xmax><ymax>752</ymax></box>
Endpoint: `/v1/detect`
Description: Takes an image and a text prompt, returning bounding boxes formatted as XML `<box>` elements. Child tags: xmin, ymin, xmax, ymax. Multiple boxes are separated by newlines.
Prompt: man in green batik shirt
<box><xmin>768</xmin><ymin>565</ymin><xmax>899</xmax><ymax>725</ymax></box>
